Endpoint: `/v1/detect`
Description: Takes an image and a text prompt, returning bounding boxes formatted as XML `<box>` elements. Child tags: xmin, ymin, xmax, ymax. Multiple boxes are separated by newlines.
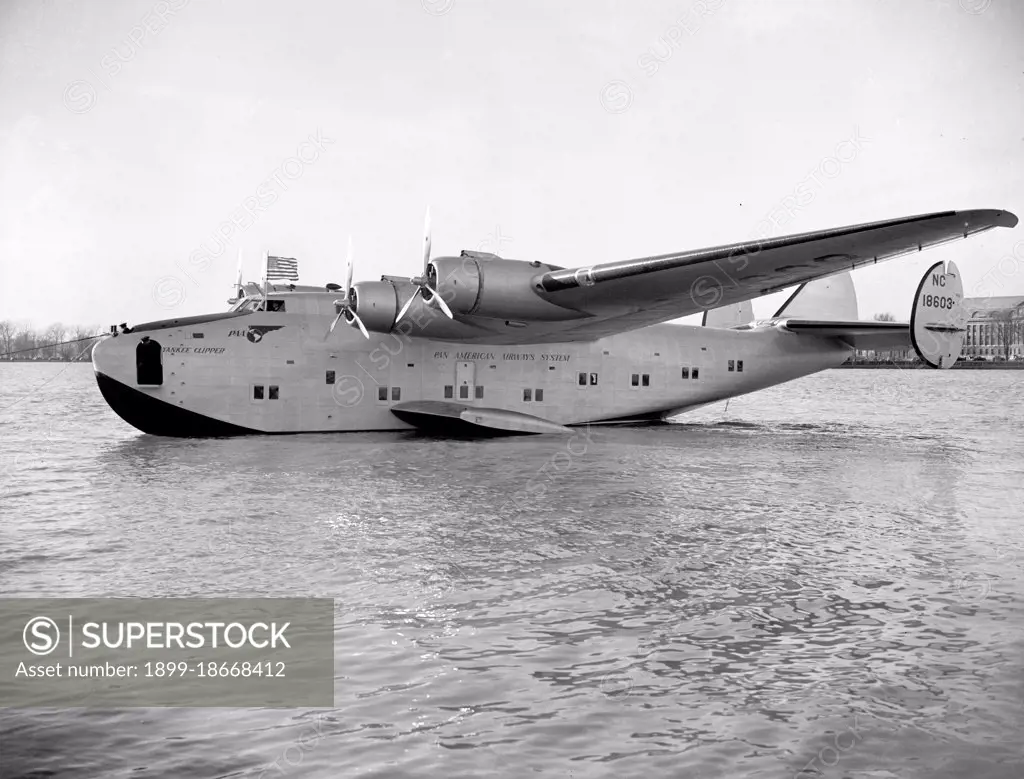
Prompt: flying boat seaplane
<box><xmin>92</xmin><ymin>208</ymin><xmax>1017</xmax><ymax>437</ymax></box>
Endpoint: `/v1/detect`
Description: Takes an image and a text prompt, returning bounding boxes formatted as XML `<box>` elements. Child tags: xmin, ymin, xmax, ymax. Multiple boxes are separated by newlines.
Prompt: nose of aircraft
<box><xmin>90</xmin><ymin>331</ymin><xmax>126</xmax><ymax>381</ymax></box>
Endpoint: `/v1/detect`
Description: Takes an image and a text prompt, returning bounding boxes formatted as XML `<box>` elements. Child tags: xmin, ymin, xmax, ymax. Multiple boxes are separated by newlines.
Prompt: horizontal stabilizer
<box><xmin>781</xmin><ymin>319</ymin><xmax>910</xmax><ymax>350</ymax></box>
<box><xmin>391</xmin><ymin>400</ymin><xmax>572</xmax><ymax>435</ymax></box>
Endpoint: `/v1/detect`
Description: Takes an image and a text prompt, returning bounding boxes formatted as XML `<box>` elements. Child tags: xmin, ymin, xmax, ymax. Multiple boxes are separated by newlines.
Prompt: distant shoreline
<box><xmin>0</xmin><ymin>358</ymin><xmax>92</xmax><ymax>363</ymax></box>
<box><xmin>839</xmin><ymin>361</ymin><xmax>1024</xmax><ymax>370</ymax></box>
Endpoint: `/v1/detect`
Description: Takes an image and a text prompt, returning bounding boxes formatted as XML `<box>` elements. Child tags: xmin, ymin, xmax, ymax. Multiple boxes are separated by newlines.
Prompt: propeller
<box><xmin>326</xmin><ymin>236</ymin><xmax>370</xmax><ymax>339</ymax></box>
<box><xmin>395</xmin><ymin>207</ymin><xmax>454</xmax><ymax>324</ymax></box>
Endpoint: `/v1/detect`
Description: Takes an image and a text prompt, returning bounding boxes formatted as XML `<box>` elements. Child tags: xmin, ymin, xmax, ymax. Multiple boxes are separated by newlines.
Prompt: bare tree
<box><xmin>70</xmin><ymin>325</ymin><xmax>102</xmax><ymax>361</ymax></box>
<box><xmin>42</xmin><ymin>323</ymin><xmax>66</xmax><ymax>360</ymax></box>
<box><xmin>873</xmin><ymin>312</ymin><xmax>896</xmax><ymax>322</ymax></box>
<box><xmin>0</xmin><ymin>320</ymin><xmax>13</xmax><ymax>360</ymax></box>
<box><xmin>12</xmin><ymin>324</ymin><xmax>35</xmax><ymax>359</ymax></box>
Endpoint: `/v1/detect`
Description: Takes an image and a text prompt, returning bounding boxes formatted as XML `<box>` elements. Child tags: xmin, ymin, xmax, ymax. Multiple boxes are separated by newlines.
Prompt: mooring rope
<box><xmin>0</xmin><ymin>333</ymin><xmax>107</xmax><ymax>360</ymax></box>
<box><xmin>0</xmin><ymin>337</ymin><xmax>107</xmax><ymax>415</ymax></box>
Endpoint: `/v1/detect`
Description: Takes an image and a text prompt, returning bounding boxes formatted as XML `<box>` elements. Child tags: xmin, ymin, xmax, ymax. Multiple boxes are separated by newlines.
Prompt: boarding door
<box><xmin>456</xmin><ymin>361</ymin><xmax>476</xmax><ymax>402</ymax></box>
<box><xmin>692</xmin><ymin>345</ymin><xmax>710</xmax><ymax>382</ymax></box>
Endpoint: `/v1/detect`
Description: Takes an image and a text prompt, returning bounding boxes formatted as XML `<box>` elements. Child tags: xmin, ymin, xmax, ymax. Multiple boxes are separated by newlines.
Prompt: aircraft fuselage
<box><xmin>91</xmin><ymin>291</ymin><xmax>851</xmax><ymax>436</ymax></box>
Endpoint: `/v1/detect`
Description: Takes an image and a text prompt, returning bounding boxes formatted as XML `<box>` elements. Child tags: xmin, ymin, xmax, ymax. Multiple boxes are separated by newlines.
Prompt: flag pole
<box><xmin>232</xmin><ymin>248</ymin><xmax>243</xmax><ymax>303</ymax></box>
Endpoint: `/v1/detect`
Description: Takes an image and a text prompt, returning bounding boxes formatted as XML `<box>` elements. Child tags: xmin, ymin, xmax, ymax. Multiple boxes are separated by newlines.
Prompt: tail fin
<box><xmin>702</xmin><ymin>300</ymin><xmax>754</xmax><ymax>328</ymax></box>
<box><xmin>773</xmin><ymin>271</ymin><xmax>859</xmax><ymax>321</ymax></box>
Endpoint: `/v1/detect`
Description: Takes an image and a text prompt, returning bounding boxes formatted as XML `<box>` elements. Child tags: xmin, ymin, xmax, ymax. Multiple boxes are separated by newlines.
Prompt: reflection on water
<box><xmin>0</xmin><ymin>364</ymin><xmax>1022</xmax><ymax>778</ymax></box>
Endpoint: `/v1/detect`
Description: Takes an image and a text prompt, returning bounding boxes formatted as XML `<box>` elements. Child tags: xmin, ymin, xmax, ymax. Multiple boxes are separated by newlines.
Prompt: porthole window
<box><xmin>631</xmin><ymin>374</ymin><xmax>639</xmax><ymax>386</ymax></box>
<box><xmin>523</xmin><ymin>388</ymin><xmax>532</xmax><ymax>401</ymax></box>
<box><xmin>536</xmin><ymin>389</ymin><xmax>544</xmax><ymax>401</ymax></box>
<box><xmin>269</xmin><ymin>385</ymin><xmax>279</xmax><ymax>400</ymax></box>
<box><xmin>642</xmin><ymin>374</ymin><xmax>650</xmax><ymax>387</ymax></box>
<box><xmin>681</xmin><ymin>367</ymin><xmax>690</xmax><ymax>379</ymax></box>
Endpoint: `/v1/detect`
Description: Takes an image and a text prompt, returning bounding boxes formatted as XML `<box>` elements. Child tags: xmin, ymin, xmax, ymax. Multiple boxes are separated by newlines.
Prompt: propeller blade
<box><xmin>424</xmin><ymin>284</ymin><xmax>454</xmax><ymax>319</ymax></box>
<box><xmin>422</xmin><ymin>206</ymin><xmax>432</xmax><ymax>274</ymax></box>
<box><xmin>344</xmin><ymin>235</ymin><xmax>354</xmax><ymax>296</ymax></box>
<box><xmin>395</xmin><ymin>288</ymin><xmax>420</xmax><ymax>324</ymax></box>
<box><xmin>350</xmin><ymin>310</ymin><xmax>370</xmax><ymax>340</ymax></box>
<box><xmin>235</xmin><ymin>248</ymin><xmax>243</xmax><ymax>288</ymax></box>
<box><xmin>326</xmin><ymin>309</ymin><xmax>345</xmax><ymax>338</ymax></box>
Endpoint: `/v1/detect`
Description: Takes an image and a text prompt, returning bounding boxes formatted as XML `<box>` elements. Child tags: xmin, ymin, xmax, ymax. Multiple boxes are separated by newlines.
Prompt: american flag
<box><xmin>266</xmin><ymin>255</ymin><xmax>299</xmax><ymax>281</ymax></box>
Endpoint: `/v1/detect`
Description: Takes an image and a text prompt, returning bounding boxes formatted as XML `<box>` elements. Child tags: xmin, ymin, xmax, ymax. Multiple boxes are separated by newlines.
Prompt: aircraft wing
<box><xmin>532</xmin><ymin>209</ymin><xmax>1016</xmax><ymax>339</ymax></box>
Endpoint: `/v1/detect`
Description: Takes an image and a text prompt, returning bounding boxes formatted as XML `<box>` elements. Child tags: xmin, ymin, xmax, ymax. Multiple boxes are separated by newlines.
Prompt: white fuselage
<box><xmin>91</xmin><ymin>291</ymin><xmax>852</xmax><ymax>435</ymax></box>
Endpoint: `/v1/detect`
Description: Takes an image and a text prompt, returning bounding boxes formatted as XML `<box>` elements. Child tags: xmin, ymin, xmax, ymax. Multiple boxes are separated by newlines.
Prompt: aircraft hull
<box><xmin>91</xmin><ymin>302</ymin><xmax>851</xmax><ymax>437</ymax></box>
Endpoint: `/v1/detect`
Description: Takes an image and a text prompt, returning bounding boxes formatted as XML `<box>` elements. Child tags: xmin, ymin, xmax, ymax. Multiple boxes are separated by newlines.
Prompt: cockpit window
<box><xmin>230</xmin><ymin>297</ymin><xmax>286</xmax><ymax>312</ymax></box>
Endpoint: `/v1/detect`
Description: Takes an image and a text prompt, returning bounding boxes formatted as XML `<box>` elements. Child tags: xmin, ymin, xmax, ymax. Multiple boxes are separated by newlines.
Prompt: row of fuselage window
<box><xmin>387</xmin><ymin>385</ymin><xmax>543</xmax><ymax>402</ymax></box>
<box><xmin>352</xmin><ymin>366</ymin><xmax>744</xmax><ymax>403</ymax></box>
<box><xmin>255</xmin><ymin>363</ymin><xmax>747</xmax><ymax>401</ymax></box>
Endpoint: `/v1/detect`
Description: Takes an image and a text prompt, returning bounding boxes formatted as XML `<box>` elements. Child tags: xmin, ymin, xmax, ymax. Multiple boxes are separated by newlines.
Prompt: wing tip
<box><xmin>960</xmin><ymin>208</ymin><xmax>1018</xmax><ymax>229</ymax></box>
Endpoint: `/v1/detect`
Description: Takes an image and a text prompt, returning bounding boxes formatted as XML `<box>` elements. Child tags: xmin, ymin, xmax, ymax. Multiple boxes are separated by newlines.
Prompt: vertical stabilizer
<box><xmin>701</xmin><ymin>300</ymin><xmax>754</xmax><ymax>328</ymax></box>
<box><xmin>773</xmin><ymin>272</ymin><xmax>859</xmax><ymax>321</ymax></box>
<box><xmin>911</xmin><ymin>260</ymin><xmax>965</xmax><ymax>369</ymax></box>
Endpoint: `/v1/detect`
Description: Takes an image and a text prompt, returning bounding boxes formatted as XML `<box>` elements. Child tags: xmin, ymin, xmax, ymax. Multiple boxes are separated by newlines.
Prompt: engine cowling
<box><xmin>350</xmin><ymin>281</ymin><xmax>399</xmax><ymax>333</ymax></box>
<box><xmin>429</xmin><ymin>256</ymin><xmax>583</xmax><ymax>321</ymax></box>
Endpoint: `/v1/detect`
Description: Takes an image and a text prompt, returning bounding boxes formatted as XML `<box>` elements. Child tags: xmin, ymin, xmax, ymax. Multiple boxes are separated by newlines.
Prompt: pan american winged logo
<box><xmin>247</xmin><ymin>325</ymin><xmax>284</xmax><ymax>343</ymax></box>
<box><xmin>232</xmin><ymin>325</ymin><xmax>285</xmax><ymax>343</ymax></box>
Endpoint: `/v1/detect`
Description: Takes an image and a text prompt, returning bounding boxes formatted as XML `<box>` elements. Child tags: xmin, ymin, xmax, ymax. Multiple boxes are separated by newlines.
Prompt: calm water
<box><xmin>0</xmin><ymin>363</ymin><xmax>1022</xmax><ymax>778</ymax></box>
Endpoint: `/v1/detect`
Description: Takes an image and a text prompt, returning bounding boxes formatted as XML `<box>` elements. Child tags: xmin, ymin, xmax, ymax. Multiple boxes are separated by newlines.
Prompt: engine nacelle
<box><xmin>429</xmin><ymin>257</ymin><xmax>582</xmax><ymax>321</ymax></box>
<box><xmin>350</xmin><ymin>281</ymin><xmax>399</xmax><ymax>333</ymax></box>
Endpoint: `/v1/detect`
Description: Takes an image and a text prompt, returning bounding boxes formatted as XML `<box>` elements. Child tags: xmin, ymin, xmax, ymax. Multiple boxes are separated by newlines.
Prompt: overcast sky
<box><xmin>1</xmin><ymin>0</ymin><xmax>1022</xmax><ymax>331</ymax></box>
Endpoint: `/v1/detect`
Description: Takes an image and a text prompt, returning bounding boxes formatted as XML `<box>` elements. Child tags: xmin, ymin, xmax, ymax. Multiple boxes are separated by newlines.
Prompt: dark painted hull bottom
<box><xmin>95</xmin><ymin>371</ymin><xmax>258</xmax><ymax>437</ymax></box>
<box><xmin>94</xmin><ymin>372</ymin><xmax>509</xmax><ymax>438</ymax></box>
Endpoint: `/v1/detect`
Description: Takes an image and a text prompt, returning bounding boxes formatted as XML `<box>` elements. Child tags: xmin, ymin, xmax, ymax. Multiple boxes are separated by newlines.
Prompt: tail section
<box><xmin>775</xmin><ymin>263</ymin><xmax>966</xmax><ymax>369</ymax></box>
<box><xmin>773</xmin><ymin>272</ymin><xmax>859</xmax><ymax>321</ymax></box>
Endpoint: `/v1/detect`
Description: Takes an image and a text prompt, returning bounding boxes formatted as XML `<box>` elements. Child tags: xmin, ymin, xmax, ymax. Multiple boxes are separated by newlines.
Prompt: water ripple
<box><xmin>1</xmin><ymin>365</ymin><xmax>1022</xmax><ymax>777</ymax></box>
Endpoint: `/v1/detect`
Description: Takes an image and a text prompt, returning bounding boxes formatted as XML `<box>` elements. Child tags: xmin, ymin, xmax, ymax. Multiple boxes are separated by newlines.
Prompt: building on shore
<box><xmin>962</xmin><ymin>296</ymin><xmax>1024</xmax><ymax>359</ymax></box>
